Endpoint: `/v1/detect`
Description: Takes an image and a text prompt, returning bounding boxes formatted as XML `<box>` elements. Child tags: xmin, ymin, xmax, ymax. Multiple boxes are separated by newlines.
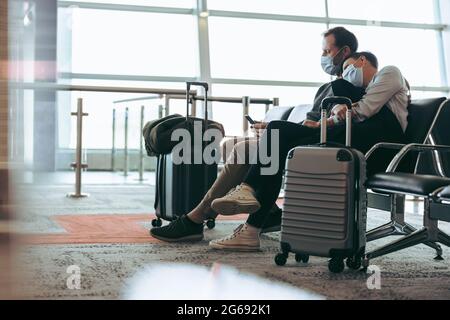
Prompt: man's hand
<box><xmin>251</xmin><ymin>122</ymin><xmax>268</xmax><ymax>138</ymax></box>
<box><xmin>331</xmin><ymin>104</ymin><xmax>348</xmax><ymax>121</ymax></box>
<box><xmin>302</xmin><ymin>120</ymin><xmax>320</xmax><ymax>128</ymax></box>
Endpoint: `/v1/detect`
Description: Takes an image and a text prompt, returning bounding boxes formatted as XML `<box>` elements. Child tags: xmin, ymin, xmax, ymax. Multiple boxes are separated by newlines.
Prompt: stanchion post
<box><xmin>111</xmin><ymin>108</ymin><xmax>116</xmax><ymax>171</ymax></box>
<box><xmin>242</xmin><ymin>96</ymin><xmax>251</xmax><ymax>135</ymax></box>
<box><xmin>158</xmin><ymin>104</ymin><xmax>163</xmax><ymax>119</ymax></box>
<box><xmin>164</xmin><ymin>94</ymin><xmax>170</xmax><ymax>117</ymax></box>
<box><xmin>67</xmin><ymin>98</ymin><xmax>89</xmax><ymax>198</ymax></box>
<box><xmin>124</xmin><ymin>107</ymin><xmax>129</xmax><ymax>177</ymax></box>
<box><xmin>273</xmin><ymin>97</ymin><xmax>280</xmax><ymax>107</ymax></box>
<box><xmin>137</xmin><ymin>105</ymin><xmax>146</xmax><ymax>181</ymax></box>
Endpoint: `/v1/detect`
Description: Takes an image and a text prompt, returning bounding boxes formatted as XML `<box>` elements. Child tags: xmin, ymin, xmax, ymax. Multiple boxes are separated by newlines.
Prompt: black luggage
<box><xmin>275</xmin><ymin>97</ymin><xmax>367</xmax><ymax>273</ymax></box>
<box><xmin>152</xmin><ymin>82</ymin><xmax>219</xmax><ymax>230</ymax></box>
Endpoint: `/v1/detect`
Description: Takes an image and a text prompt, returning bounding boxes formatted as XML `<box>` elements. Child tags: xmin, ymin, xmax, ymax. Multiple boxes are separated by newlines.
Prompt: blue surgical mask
<box><xmin>321</xmin><ymin>46</ymin><xmax>347</xmax><ymax>76</ymax></box>
<box><xmin>343</xmin><ymin>64</ymin><xmax>364</xmax><ymax>87</ymax></box>
<box><xmin>321</xmin><ymin>55</ymin><xmax>339</xmax><ymax>75</ymax></box>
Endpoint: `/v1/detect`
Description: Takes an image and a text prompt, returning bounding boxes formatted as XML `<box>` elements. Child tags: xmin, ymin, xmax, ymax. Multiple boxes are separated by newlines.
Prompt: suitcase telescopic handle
<box><xmin>320</xmin><ymin>96</ymin><xmax>353</xmax><ymax>147</ymax></box>
<box><xmin>186</xmin><ymin>82</ymin><xmax>209</xmax><ymax>122</ymax></box>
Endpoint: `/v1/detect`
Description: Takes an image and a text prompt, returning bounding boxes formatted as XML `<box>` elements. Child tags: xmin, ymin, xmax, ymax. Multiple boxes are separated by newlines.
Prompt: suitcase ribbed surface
<box><xmin>283</xmin><ymin>170</ymin><xmax>349</xmax><ymax>241</ymax></box>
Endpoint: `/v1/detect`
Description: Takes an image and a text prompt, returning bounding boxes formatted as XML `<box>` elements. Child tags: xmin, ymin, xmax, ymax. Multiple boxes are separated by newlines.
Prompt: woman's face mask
<box><xmin>342</xmin><ymin>64</ymin><xmax>364</xmax><ymax>87</ymax></box>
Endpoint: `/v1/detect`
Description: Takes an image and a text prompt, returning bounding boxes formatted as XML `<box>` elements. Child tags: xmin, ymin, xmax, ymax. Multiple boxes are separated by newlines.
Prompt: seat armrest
<box><xmin>365</xmin><ymin>143</ymin><xmax>407</xmax><ymax>160</ymax></box>
<box><xmin>386</xmin><ymin>143</ymin><xmax>450</xmax><ymax>173</ymax></box>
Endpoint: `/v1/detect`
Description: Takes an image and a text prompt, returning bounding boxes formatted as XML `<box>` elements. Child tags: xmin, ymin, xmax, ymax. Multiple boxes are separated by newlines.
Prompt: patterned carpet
<box><xmin>12</xmin><ymin>184</ymin><xmax>450</xmax><ymax>300</ymax></box>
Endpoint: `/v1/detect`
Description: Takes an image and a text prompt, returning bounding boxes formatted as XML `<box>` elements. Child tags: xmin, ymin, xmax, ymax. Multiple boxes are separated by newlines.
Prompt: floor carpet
<box><xmin>12</xmin><ymin>184</ymin><xmax>450</xmax><ymax>300</ymax></box>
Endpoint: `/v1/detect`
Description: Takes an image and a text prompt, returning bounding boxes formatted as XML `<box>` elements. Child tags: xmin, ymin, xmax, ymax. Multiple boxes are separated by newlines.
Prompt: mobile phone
<box><xmin>245</xmin><ymin>115</ymin><xmax>258</xmax><ymax>125</ymax></box>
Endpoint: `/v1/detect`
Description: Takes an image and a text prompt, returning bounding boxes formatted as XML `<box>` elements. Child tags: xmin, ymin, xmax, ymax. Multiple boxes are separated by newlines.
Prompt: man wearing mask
<box><xmin>150</xmin><ymin>27</ymin><xmax>361</xmax><ymax>243</ymax></box>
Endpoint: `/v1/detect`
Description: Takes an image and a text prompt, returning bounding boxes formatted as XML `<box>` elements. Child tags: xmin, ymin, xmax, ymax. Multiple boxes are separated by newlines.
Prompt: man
<box><xmin>150</xmin><ymin>27</ymin><xmax>360</xmax><ymax>243</ymax></box>
<box><xmin>210</xmin><ymin>52</ymin><xmax>410</xmax><ymax>251</ymax></box>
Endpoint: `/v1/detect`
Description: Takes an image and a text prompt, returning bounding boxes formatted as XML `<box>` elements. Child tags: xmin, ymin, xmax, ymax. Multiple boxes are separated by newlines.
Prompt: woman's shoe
<box><xmin>211</xmin><ymin>185</ymin><xmax>261</xmax><ymax>215</ymax></box>
<box><xmin>209</xmin><ymin>223</ymin><xmax>260</xmax><ymax>251</ymax></box>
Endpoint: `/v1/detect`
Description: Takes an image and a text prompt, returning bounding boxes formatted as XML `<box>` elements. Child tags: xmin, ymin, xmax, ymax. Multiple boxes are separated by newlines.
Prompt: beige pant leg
<box><xmin>193</xmin><ymin>138</ymin><xmax>259</xmax><ymax>219</ymax></box>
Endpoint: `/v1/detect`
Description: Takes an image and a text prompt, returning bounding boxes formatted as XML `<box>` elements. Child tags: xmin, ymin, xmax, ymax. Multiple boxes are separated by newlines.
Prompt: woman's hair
<box><xmin>347</xmin><ymin>51</ymin><xmax>379</xmax><ymax>69</ymax></box>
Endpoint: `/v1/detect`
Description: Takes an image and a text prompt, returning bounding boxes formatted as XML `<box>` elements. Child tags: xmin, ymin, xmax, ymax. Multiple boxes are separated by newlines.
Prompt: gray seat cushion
<box><xmin>367</xmin><ymin>173</ymin><xmax>450</xmax><ymax>196</ymax></box>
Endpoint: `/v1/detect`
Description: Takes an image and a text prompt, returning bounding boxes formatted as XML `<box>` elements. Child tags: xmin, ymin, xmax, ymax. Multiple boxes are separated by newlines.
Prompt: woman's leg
<box><xmin>209</xmin><ymin>121</ymin><xmax>319</xmax><ymax>251</ymax></box>
<box><xmin>187</xmin><ymin>139</ymin><xmax>256</xmax><ymax>223</ymax></box>
<box><xmin>211</xmin><ymin>121</ymin><xmax>318</xmax><ymax>219</ymax></box>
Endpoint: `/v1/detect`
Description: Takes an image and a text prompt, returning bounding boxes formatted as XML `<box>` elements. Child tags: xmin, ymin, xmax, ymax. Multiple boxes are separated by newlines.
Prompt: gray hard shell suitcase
<box><xmin>151</xmin><ymin>82</ymin><xmax>218</xmax><ymax>230</ymax></box>
<box><xmin>275</xmin><ymin>96</ymin><xmax>368</xmax><ymax>273</ymax></box>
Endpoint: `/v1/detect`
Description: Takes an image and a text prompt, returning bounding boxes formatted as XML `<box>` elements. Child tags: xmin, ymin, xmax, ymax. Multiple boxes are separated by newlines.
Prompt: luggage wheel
<box><xmin>151</xmin><ymin>218</ymin><xmax>162</xmax><ymax>228</ymax></box>
<box><xmin>206</xmin><ymin>219</ymin><xmax>215</xmax><ymax>230</ymax></box>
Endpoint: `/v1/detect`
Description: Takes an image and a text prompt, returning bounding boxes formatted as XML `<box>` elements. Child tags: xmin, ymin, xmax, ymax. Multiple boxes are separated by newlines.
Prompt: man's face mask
<box><xmin>321</xmin><ymin>46</ymin><xmax>348</xmax><ymax>76</ymax></box>
<box><xmin>342</xmin><ymin>63</ymin><xmax>364</xmax><ymax>87</ymax></box>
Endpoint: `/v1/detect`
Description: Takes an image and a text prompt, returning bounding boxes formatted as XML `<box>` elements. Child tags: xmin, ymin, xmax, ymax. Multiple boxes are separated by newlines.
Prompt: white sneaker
<box><xmin>211</xmin><ymin>184</ymin><xmax>261</xmax><ymax>215</ymax></box>
<box><xmin>209</xmin><ymin>223</ymin><xmax>260</xmax><ymax>252</ymax></box>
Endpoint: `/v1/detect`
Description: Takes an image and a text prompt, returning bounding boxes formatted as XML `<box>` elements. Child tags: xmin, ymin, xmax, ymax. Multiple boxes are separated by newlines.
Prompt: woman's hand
<box><xmin>251</xmin><ymin>122</ymin><xmax>268</xmax><ymax>138</ymax></box>
<box><xmin>331</xmin><ymin>104</ymin><xmax>348</xmax><ymax>121</ymax></box>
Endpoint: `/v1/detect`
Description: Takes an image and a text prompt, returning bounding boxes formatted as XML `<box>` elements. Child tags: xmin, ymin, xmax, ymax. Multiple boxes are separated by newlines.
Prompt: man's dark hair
<box><xmin>323</xmin><ymin>27</ymin><xmax>358</xmax><ymax>53</ymax></box>
<box><xmin>348</xmin><ymin>51</ymin><xmax>379</xmax><ymax>69</ymax></box>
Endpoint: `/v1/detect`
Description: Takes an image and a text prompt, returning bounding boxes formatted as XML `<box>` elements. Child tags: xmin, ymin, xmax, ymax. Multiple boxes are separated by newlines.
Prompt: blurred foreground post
<box><xmin>0</xmin><ymin>0</ymin><xmax>13</xmax><ymax>299</ymax></box>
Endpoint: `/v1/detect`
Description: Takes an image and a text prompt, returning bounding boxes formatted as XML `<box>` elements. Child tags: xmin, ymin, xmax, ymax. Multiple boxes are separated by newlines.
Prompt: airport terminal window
<box><xmin>56</xmin><ymin>0</ymin><xmax>448</xmax><ymax>151</ymax></box>
<box><xmin>208</xmin><ymin>18</ymin><xmax>329</xmax><ymax>83</ymax></box>
<box><xmin>70</xmin><ymin>9</ymin><xmax>199</xmax><ymax>77</ymax></box>
<box><xmin>207</xmin><ymin>0</ymin><xmax>326</xmax><ymax>17</ymax></box>
<box><xmin>60</xmin><ymin>0</ymin><xmax>196</xmax><ymax>8</ymax></box>
<box><xmin>327</xmin><ymin>0</ymin><xmax>436</xmax><ymax>24</ymax></box>
<box><xmin>59</xmin><ymin>82</ymin><xmax>186</xmax><ymax>150</ymax></box>
<box><xmin>332</xmin><ymin>25</ymin><xmax>443</xmax><ymax>87</ymax></box>
<box><xmin>211</xmin><ymin>84</ymin><xmax>318</xmax><ymax>136</ymax></box>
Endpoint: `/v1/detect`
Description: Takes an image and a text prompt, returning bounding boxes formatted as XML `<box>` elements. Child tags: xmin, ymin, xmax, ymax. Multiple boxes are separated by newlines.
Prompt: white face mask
<box><xmin>343</xmin><ymin>64</ymin><xmax>364</xmax><ymax>87</ymax></box>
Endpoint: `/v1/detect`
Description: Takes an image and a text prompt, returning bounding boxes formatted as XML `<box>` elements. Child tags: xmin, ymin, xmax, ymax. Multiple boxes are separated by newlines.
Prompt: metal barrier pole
<box><xmin>111</xmin><ymin>108</ymin><xmax>116</xmax><ymax>171</ymax></box>
<box><xmin>124</xmin><ymin>107</ymin><xmax>129</xmax><ymax>177</ymax></box>
<box><xmin>273</xmin><ymin>97</ymin><xmax>280</xmax><ymax>107</ymax></box>
<box><xmin>242</xmin><ymin>96</ymin><xmax>251</xmax><ymax>135</ymax></box>
<box><xmin>67</xmin><ymin>98</ymin><xmax>89</xmax><ymax>198</ymax></box>
<box><xmin>191</xmin><ymin>95</ymin><xmax>197</xmax><ymax>117</ymax></box>
<box><xmin>158</xmin><ymin>104</ymin><xmax>163</xmax><ymax>119</ymax></box>
<box><xmin>164</xmin><ymin>94</ymin><xmax>170</xmax><ymax>117</ymax></box>
<box><xmin>137</xmin><ymin>105</ymin><xmax>146</xmax><ymax>181</ymax></box>
<box><xmin>265</xmin><ymin>103</ymin><xmax>270</xmax><ymax>114</ymax></box>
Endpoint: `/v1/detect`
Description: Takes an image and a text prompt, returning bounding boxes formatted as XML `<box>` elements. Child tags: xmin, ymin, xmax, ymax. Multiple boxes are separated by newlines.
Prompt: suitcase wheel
<box><xmin>295</xmin><ymin>254</ymin><xmax>310</xmax><ymax>264</ymax></box>
<box><xmin>274</xmin><ymin>253</ymin><xmax>288</xmax><ymax>266</ymax></box>
<box><xmin>328</xmin><ymin>258</ymin><xmax>345</xmax><ymax>273</ymax></box>
<box><xmin>151</xmin><ymin>218</ymin><xmax>162</xmax><ymax>228</ymax></box>
<box><xmin>206</xmin><ymin>219</ymin><xmax>215</xmax><ymax>230</ymax></box>
<box><xmin>346</xmin><ymin>256</ymin><xmax>362</xmax><ymax>270</ymax></box>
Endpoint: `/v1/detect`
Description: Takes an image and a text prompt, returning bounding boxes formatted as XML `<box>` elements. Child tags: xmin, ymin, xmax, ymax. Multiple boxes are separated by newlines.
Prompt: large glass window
<box><xmin>208</xmin><ymin>0</ymin><xmax>326</xmax><ymax>17</ymax></box>
<box><xmin>55</xmin><ymin>0</ymin><xmax>449</xmax><ymax>151</ymax></box>
<box><xmin>328</xmin><ymin>0</ymin><xmax>437</xmax><ymax>24</ymax></box>
<box><xmin>334</xmin><ymin>25</ymin><xmax>443</xmax><ymax>87</ymax></box>
<box><xmin>209</xmin><ymin>18</ymin><xmax>329</xmax><ymax>83</ymax></box>
<box><xmin>212</xmin><ymin>84</ymin><xmax>318</xmax><ymax>136</ymax></box>
<box><xmin>70</xmin><ymin>8</ymin><xmax>199</xmax><ymax>77</ymax></box>
<box><xmin>60</xmin><ymin>0</ymin><xmax>196</xmax><ymax>9</ymax></box>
